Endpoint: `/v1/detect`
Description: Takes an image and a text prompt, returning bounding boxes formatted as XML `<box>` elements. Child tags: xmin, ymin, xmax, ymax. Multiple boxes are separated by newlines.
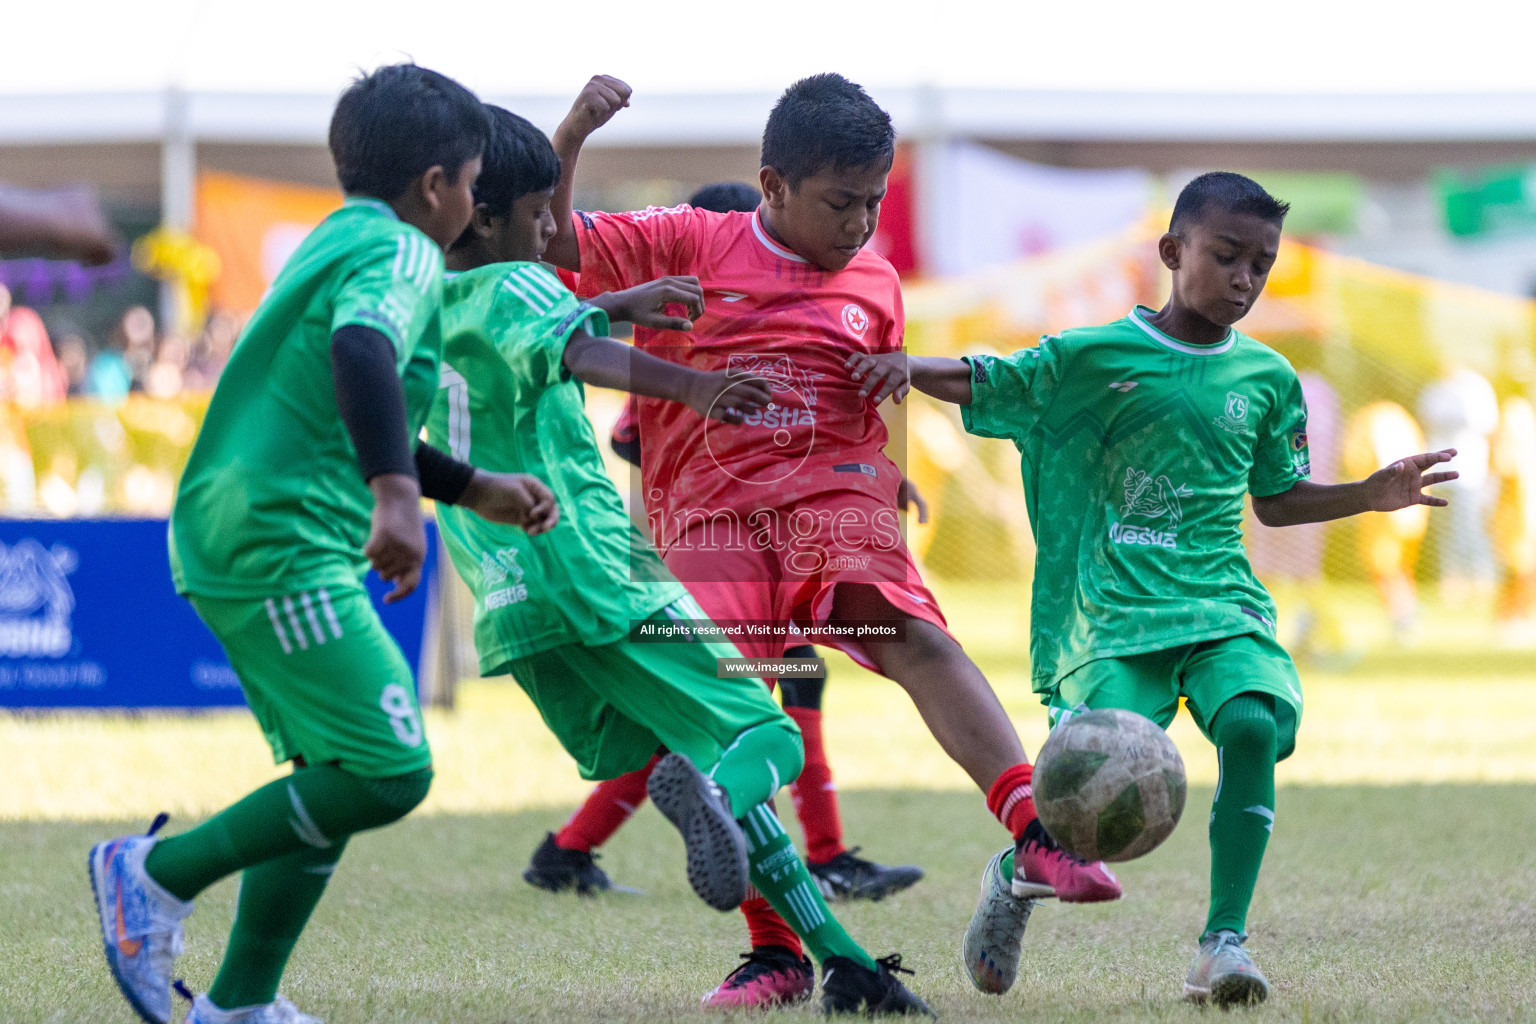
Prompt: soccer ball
<box><xmin>1034</xmin><ymin>708</ymin><xmax>1187</xmax><ymax>863</ymax></box>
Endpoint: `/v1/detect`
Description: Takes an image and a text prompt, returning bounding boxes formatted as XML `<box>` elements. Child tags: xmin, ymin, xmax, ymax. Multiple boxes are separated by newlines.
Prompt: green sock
<box><xmin>1205</xmin><ymin>694</ymin><xmax>1278</xmax><ymax>937</ymax></box>
<box><xmin>708</xmin><ymin>721</ymin><xmax>804</xmax><ymax>818</ymax></box>
<box><xmin>741</xmin><ymin>803</ymin><xmax>876</xmax><ymax>970</ymax></box>
<box><xmin>145</xmin><ymin>764</ymin><xmax>432</xmax><ymax>901</ymax></box>
<box><xmin>206</xmin><ymin>840</ymin><xmax>347</xmax><ymax>1010</ymax></box>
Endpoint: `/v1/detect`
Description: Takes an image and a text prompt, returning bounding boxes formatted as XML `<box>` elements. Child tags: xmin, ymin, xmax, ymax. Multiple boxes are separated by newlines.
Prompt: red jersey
<box><xmin>572</xmin><ymin>205</ymin><xmax>904</xmax><ymax>555</ymax></box>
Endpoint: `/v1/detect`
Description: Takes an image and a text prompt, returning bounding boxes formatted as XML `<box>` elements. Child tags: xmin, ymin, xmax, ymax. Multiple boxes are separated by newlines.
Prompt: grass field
<box><xmin>3</xmin><ymin>582</ymin><xmax>1535</xmax><ymax>1021</ymax></box>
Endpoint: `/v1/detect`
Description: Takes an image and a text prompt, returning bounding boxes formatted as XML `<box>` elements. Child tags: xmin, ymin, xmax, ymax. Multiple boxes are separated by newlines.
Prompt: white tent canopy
<box><xmin>7</xmin><ymin>0</ymin><xmax>1536</xmax><ymax>104</ymax></box>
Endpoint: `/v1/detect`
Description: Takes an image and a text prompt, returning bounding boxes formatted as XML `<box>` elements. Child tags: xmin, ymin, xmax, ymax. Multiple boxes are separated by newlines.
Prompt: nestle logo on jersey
<box><xmin>486</xmin><ymin>585</ymin><xmax>528</xmax><ymax>610</ymax></box>
<box><xmin>1108</xmin><ymin>522</ymin><xmax>1177</xmax><ymax>549</ymax></box>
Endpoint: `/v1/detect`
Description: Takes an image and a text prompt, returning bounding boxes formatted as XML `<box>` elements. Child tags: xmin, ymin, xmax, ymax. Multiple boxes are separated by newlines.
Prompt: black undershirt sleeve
<box><xmin>414</xmin><ymin>442</ymin><xmax>476</xmax><ymax>506</ymax></box>
<box><xmin>331</xmin><ymin>324</ymin><xmax>416</xmax><ymax>483</ymax></box>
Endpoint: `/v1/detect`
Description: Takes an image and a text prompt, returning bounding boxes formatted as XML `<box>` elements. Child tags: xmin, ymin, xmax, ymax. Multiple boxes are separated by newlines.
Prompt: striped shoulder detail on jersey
<box><xmin>501</xmin><ymin>268</ymin><xmax>557</xmax><ymax>313</ymax></box>
<box><xmin>392</xmin><ymin>233</ymin><xmax>439</xmax><ymax>292</ymax></box>
<box><xmin>519</xmin><ymin>264</ymin><xmax>567</xmax><ymax>302</ymax></box>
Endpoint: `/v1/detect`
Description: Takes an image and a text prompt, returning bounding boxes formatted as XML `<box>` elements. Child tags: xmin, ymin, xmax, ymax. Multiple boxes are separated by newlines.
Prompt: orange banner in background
<box><xmin>195</xmin><ymin>171</ymin><xmax>341</xmax><ymax>316</ymax></box>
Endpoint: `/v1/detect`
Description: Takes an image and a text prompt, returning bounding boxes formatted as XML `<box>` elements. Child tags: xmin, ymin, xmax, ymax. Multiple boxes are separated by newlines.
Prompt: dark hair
<box><xmin>472</xmin><ymin>105</ymin><xmax>563</xmax><ymax>218</ymax></box>
<box><xmin>1170</xmin><ymin>172</ymin><xmax>1290</xmax><ymax>232</ymax></box>
<box><xmin>761</xmin><ymin>74</ymin><xmax>895</xmax><ymax>189</ymax></box>
<box><xmin>685</xmin><ymin>181</ymin><xmax>761</xmax><ymax>214</ymax></box>
<box><xmin>687</xmin><ymin>181</ymin><xmax>760</xmax><ymax>214</ymax></box>
<box><xmin>329</xmin><ymin>64</ymin><xmax>489</xmax><ymax>200</ymax></box>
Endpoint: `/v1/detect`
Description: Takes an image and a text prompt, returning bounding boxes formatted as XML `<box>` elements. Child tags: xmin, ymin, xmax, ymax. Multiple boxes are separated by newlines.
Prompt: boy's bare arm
<box><xmin>908</xmin><ymin>355</ymin><xmax>974</xmax><ymax>405</ymax></box>
<box><xmin>1252</xmin><ymin>449</ymin><xmax>1458</xmax><ymax>527</ymax></box>
<box><xmin>562</xmin><ymin>330</ymin><xmax>770</xmax><ymax>423</ymax></box>
<box><xmin>546</xmin><ymin>75</ymin><xmax>631</xmax><ymax>272</ymax></box>
<box><xmin>586</xmin><ymin>277</ymin><xmax>704</xmax><ymax>332</ymax></box>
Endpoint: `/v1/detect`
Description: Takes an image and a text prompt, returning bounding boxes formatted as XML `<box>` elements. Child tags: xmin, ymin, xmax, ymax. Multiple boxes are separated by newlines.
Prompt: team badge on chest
<box><xmin>1214</xmin><ymin>390</ymin><xmax>1251</xmax><ymax>435</ymax></box>
<box><xmin>842</xmin><ymin>303</ymin><xmax>870</xmax><ymax>338</ymax></box>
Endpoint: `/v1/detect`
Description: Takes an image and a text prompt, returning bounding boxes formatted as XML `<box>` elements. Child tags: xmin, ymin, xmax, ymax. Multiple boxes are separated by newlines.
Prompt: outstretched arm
<box><xmin>909</xmin><ymin>356</ymin><xmax>974</xmax><ymax>405</ymax></box>
<box><xmin>562</xmin><ymin>329</ymin><xmax>771</xmax><ymax>423</ymax></box>
<box><xmin>586</xmin><ymin>276</ymin><xmax>705</xmax><ymax>333</ymax></box>
<box><xmin>546</xmin><ymin>75</ymin><xmax>632</xmax><ymax>272</ymax></box>
<box><xmin>1252</xmin><ymin>449</ymin><xmax>1458</xmax><ymax>527</ymax></box>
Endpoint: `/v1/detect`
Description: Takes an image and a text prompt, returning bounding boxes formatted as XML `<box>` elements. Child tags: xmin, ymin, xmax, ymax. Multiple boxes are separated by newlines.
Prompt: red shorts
<box><xmin>661</xmin><ymin>492</ymin><xmax>951</xmax><ymax>673</ymax></box>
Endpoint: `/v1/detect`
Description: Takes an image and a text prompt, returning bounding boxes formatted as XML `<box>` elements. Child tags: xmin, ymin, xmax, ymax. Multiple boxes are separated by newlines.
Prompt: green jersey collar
<box><xmin>343</xmin><ymin>197</ymin><xmax>400</xmax><ymax>220</ymax></box>
<box><xmin>1129</xmin><ymin>306</ymin><xmax>1235</xmax><ymax>356</ymax></box>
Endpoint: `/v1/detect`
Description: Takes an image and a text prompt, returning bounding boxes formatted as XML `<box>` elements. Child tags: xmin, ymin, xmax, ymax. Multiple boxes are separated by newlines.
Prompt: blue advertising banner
<box><xmin>0</xmin><ymin>519</ymin><xmax>437</xmax><ymax>708</ymax></box>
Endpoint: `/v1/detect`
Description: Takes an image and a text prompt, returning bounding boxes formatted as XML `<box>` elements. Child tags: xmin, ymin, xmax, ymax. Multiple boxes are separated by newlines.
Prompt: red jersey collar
<box><xmin>751</xmin><ymin>210</ymin><xmax>808</xmax><ymax>263</ymax></box>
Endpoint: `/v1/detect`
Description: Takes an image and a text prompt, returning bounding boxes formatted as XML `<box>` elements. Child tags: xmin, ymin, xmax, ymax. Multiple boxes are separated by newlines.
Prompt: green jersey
<box><xmin>171</xmin><ymin>198</ymin><xmax>445</xmax><ymax>598</ymax></box>
<box><xmin>962</xmin><ymin>306</ymin><xmax>1310</xmax><ymax>692</ymax></box>
<box><xmin>428</xmin><ymin>261</ymin><xmax>686</xmax><ymax>669</ymax></box>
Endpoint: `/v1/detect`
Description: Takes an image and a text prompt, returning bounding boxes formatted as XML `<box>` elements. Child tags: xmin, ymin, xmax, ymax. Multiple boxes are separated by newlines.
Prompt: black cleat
<box><xmin>646</xmin><ymin>752</ymin><xmax>749</xmax><ymax>911</ymax></box>
<box><xmin>522</xmin><ymin>832</ymin><xmax>614</xmax><ymax>895</ymax></box>
<box><xmin>809</xmin><ymin>847</ymin><xmax>924</xmax><ymax>902</ymax></box>
<box><xmin>821</xmin><ymin>954</ymin><xmax>935</xmax><ymax>1017</ymax></box>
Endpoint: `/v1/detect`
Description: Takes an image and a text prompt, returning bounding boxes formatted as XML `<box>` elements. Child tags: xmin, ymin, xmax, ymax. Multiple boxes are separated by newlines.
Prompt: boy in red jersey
<box><xmin>546</xmin><ymin>73</ymin><xmax>1121</xmax><ymax>1002</ymax></box>
<box><xmin>531</xmin><ymin>178</ymin><xmax>925</xmax><ymax>927</ymax></box>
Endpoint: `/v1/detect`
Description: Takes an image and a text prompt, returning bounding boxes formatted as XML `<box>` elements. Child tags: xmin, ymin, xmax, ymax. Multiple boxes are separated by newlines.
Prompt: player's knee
<box><xmin>773</xmin><ymin>720</ymin><xmax>806</xmax><ymax>786</ymax></box>
<box><xmin>359</xmin><ymin>766</ymin><xmax>435</xmax><ymax>823</ymax></box>
<box><xmin>1215</xmin><ymin>697</ymin><xmax>1279</xmax><ymax>760</ymax></box>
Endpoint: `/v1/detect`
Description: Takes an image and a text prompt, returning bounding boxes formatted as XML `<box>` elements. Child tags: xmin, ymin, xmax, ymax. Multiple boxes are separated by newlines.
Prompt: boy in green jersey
<box><xmin>899</xmin><ymin>172</ymin><xmax>1457</xmax><ymax>1007</ymax></box>
<box><xmin>427</xmin><ymin>104</ymin><xmax>929</xmax><ymax>1016</ymax></box>
<box><xmin>90</xmin><ymin>66</ymin><xmax>561</xmax><ymax>1024</ymax></box>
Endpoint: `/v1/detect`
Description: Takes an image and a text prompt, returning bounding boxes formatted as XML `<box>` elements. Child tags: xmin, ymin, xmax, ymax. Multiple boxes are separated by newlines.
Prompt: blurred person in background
<box><xmin>1417</xmin><ymin>364</ymin><xmax>1498</xmax><ymax>603</ymax></box>
<box><xmin>0</xmin><ymin>283</ymin><xmax>68</xmax><ymax>408</ymax></box>
<box><xmin>145</xmin><ymin>335</ymin><xmax>189</xmax><ymax>399</ymax></box>
<box><xmin>120</xmin><ymin>304</ymin><xmax>158</xmax><ymax>391</ymax></box>
<box><xmin>1247</xmin><ymin>370</ymin><xmax>1351</xmax><ymax>665</ymax></box>
<box><xmin>86</xmin><ymin>306</ymin><xmax>145</xmax><ymax>403</ymax></box>
<box><xmin>1489</xmin><ymin>394</ymin><xmax>1536</xmax><ymax>640</ymax></box>
<box><xmin>55</xmin><ymin>332</ymin><xmax>90</xmax><ymax>396</ymax></box>
<box><xmin>1343</xmin><ymin>400</ymin><xmax>1430</xmax><ymax>643</ymax></box>
<box><xmin>185</xmin><ymin>311</ymin><xmax>239</xmax><ymax>390</ymax></box>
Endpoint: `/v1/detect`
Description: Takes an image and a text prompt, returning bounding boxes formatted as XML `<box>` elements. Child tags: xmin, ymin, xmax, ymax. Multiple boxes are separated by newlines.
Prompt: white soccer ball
<box><xmin>1034</xmin><ymin>708</ymin><xmax>1187</xmax><ymax>863</ymax></box>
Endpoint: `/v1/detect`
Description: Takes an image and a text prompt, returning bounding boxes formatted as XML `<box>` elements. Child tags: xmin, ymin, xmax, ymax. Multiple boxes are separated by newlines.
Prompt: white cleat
<box><xmin>89</xmin><ymin>815</ymin><xmax>194</xmax><ymax>1024</ymax></box>
<box><xmin>182</xmin><ymin>990</ymin><xmax>323</xmax><ymax>1024</ymax></box>
<box><xmin>961</xmin><ymin>847</ymin><xmax>1039</xmax><ymax>994</ymax></box>
<box><xmin>1184</xmin><ymin>930</ymin><xmax>1270</xmax><ymax>1007</ymax></box>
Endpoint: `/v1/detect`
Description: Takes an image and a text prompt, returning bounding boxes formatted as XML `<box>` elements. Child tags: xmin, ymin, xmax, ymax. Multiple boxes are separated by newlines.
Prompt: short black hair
<box><xmin>329</xmin><ymin>64</ymin><xmax>488</xmax><ymax>201</ymax></box>
<box><xmin>472</xmin><ymin>105</ymin><xmax>563</xmax><ymax>219</ymax></box>
<box><xmin>1170</xmin><ymin>172</ymin><xmax>1290</xmax><ymax>233</ymax></box>
<box><xmin>687</xmin><ymin>181</ymin><xmax>760</xmax><ymax>214</ymax></box>
<box><xmin>761</xmin><ymin>74</ymin><xmax>895</xmax><ymax>189</ymax></box>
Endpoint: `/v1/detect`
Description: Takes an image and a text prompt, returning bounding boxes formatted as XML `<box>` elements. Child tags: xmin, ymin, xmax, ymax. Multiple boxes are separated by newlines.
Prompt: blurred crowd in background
<box><xmin>0</xmin><ymin>285</ymin><xmax>238</xmax><ymax>407</ymax></box>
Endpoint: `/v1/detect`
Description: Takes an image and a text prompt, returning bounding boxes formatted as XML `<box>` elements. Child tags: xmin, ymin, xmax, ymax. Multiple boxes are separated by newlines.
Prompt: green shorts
<box><xmin>191</xmin><ymin>587</ymin><xmax>431</xmax><ymax>778</ymax></box>
<box><xmin>1047</xmin><ymin>631</ymin><xmax>1303</xmax><ymax>760</ymax></box>
<box><xmin>498</xmin><ymin>600</ymin><xmax>792</xmax><ymax>781</ymax></box>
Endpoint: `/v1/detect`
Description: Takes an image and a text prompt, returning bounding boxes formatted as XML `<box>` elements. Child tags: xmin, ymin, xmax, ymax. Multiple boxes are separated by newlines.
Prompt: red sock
<box><xmin>740</xmin><ymin>887</ymin><xmax>803</xmax><ymax>956</ymax></box>
<box><xmin>554</xmin><ymin>753</ymin><xmax>661</xmax><ymax>853</ymax></box>
<box><xmin>986</xmin><ymin>763</ymin><xmax>1036</xmax><ymax>841</ymax></box>
<box><xmin>784</xmin><ymin>706</ymin><xmax>845</xmax><ymax>863</ymax></box>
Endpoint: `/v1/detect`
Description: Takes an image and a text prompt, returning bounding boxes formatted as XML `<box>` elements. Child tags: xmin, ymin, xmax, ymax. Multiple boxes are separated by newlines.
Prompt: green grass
<box><xmin>4</xmin><ymin>578</ymin><xmax>1536</xmax><ymax>1020</ymax></box>
<box><xmin>5</xmin><ymin>785</ymin><xmax>1534</xmax><ymax>1023</ymax></box>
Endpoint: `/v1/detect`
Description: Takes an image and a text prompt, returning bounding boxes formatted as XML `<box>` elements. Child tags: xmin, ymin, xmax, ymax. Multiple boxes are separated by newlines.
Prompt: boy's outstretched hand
<box><xmin>689</xmin><ymin>370</ymin><xmax>772</xmax><ymax>424</ymax></box>
<box><xmin>556</xmin><ymin>75</ymin><xmax>632</xmax><ymax>147</ymax></box>
<box><xmin>845</xmin><ymin>351</ymin><xmax>910</xmax><ymax>404</ymax></box>
<box><xmin>462</xmin><ymin>471</ymin><xmax>560</xmax><ymax>536</ymax></box>
<box><xmin>596</xmin><ymin>276</ymin><xmax>705</xmax><ymax>332</ymax></box>
<box><xmin>1366</xmin><ymin>449</ymin><xmax>1459</xmax><ymax>511</ymax></box>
